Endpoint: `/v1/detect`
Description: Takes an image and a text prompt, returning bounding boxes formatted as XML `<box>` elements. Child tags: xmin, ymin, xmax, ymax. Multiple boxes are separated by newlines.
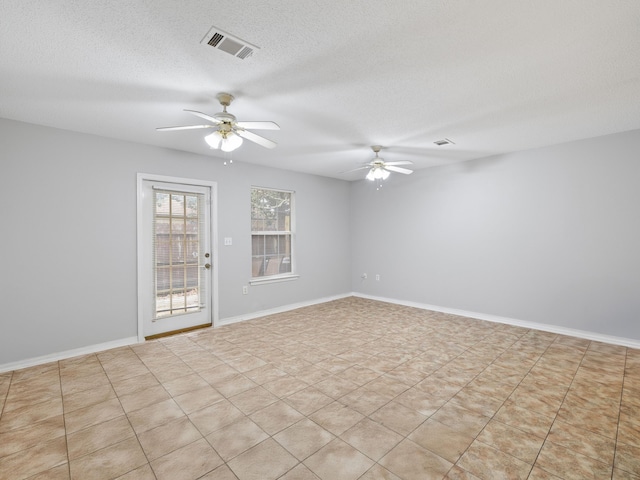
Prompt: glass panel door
<box><xmin>139</xmin><ymin>178</ymin><xmax>213</xmax><ymax>339</ymax></box>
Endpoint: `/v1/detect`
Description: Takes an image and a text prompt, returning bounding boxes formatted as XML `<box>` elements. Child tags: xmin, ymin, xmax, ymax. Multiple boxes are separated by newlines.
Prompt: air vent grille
<box><xmin>434</xmin><ymin>138</ymin><xmax>455</xmax><ymax>146</ymax></box>
<box><xmin>207</xmin><ymin>33</ymin><xmax>224</xmax><ymax>48</ymax></box>
<box><xmin>201</xmin><ymin>26</ymin><xmax>259</xmax><ymax>60</ymax></box>
<box><xmin>237</xmin><ymin>46</ymin><xmax>253</xmax><ymax>59</ymax></box>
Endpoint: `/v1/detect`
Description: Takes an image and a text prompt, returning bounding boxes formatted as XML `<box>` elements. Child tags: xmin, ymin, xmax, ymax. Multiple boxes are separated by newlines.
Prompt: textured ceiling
<box><xmin>1</xmin><ymin>1</ymin><xmax>640</xmax><ymax>180</ymax></box>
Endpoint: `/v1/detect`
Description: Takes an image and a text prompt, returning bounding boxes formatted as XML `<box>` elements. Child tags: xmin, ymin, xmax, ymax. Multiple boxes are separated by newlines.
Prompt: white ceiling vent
<box><xmin>434</xmin><ymin>138</ymin><xmax>455</xmax><ymax>146</ymax></box>
<box><xmin>201</xmin><ymin>26</ymin><xmax>259</xmax><ymax>60</ymax></box>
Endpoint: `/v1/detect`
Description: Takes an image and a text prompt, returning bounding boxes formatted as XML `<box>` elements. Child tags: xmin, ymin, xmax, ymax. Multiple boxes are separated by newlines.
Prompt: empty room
<box><xmin>1</xmin><ymin>1</ymin><xmax>639</xmax><ymax>479</ymax></box>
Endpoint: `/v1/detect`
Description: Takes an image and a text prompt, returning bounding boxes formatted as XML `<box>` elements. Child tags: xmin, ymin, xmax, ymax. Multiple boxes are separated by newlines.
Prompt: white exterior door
<box><xmin>137</xmin><ymin>174</ymin><xmax>217</xmax><ymax>339</ymax></box>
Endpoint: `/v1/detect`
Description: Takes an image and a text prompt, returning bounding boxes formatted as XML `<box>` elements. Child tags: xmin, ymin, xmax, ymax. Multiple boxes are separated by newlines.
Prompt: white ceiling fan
<box><xmin>157</xmin><ymin>92</ymin><xmax>279</xmax><ymax>152</ymax></box>
<box><xmin>347</xmin><ymin>145</ymin><xmax>414</xmax><ymax>186</ymax></box>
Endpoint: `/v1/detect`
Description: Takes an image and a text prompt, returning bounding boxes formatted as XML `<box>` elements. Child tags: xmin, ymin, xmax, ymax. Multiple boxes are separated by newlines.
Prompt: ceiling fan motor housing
<box><xmin>216</xmin><ymin>92</ymin><xmax>234</xmax><ymax>107</ymax></box>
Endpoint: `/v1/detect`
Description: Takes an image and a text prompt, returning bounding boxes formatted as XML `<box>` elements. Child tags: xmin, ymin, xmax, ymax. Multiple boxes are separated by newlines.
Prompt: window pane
<box><xmin>156</xmin><ymin>266</ymin><xmax>170</xmax><ymax>291</ymax></box>
<box><xmin>156</xmin><ymin>239</ymin><xmax>170</xmax><ymax>266</ymax></box>
<box><xmin>155</xmin><ymin>217</ymin><xmax>170</xmax><ymax>234</ymax></box>
<box><xmin>186</xmin><ymin>265</ymin><xmax>199</xmax><ymax>291</ymax></box>
<box><xmin>156</xmin><ymin>193</ymin><xmax>170</xmax><ymax>215</ymax></box>
<box><xmin>265</xmin><ymin>236</ymin><xmax>277</xmax><ymax>255</ymax></box>
<box><xmin>186</xmin><ymin>291</ymin><xmax>199</xmax><ymax>309</ymax></box>
<box><xmin>171</xmin><ymin>219</ymin><xmax>185</xmax><ymax>234</ymax></box>
<box><xmin>252</xmin><ymin>256</ymin><xmax>265</xmax><ymax>277</ymax></box>
<box><xmin>171</xmin><ymin>291</ymin><xmax>186</xmax><ymax>311</ymax></box>
<box><xmin>171</xmin><ymin>239</ymin><xmax>184</xmax><ymax>263</ymax></box>
<box><xmin>186</xmin><ymin>240</ymin><xmax>199</xmax><ymax>264</ymax></box>
<box><xmin>279</xmin><ymin>235</ymin><xmax>290</xmax><ymax>255</ymax></box>
<box><xmin>186</xmin><ymin>218</ymin><xmax>198</xmax><ymax>234</ymax></box>
<box><xmin>170</xmin><ymin>195</ymin><xmax>184</xmax><ymax>216</ymax></box>
<box><xmin>280</xmin><ymin>255</ymin><xmax>291</xmax><ymax>274</ymax></box>
<box><xmin>252</xmin><ymin>235</ymin><xmax>265</xmax><ymax>255</ymax></box>
<box><xmin>185</xmin><ymin>195</ymin><xmax>199</xmax><ymax>217</ymax></box>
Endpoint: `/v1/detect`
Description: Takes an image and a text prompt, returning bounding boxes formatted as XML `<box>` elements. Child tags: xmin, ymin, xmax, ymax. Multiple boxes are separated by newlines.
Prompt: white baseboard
<box><xmin>4</xmin><ymin>292</ymin><xmax>636</xmax><ymax>374</ymax></box>
<box><xmin>354</xmin><ymin>293</ymin><xmax>640</xmax><ymax>349</ymax></box>
<box><xmin>217</xmin><ymin>292</ymin><xmax>353</xmax><ymax>327</ymax></box>
<box><xmin>0</xmin><ymin>337</ymin><xmax>140</xmax><ymax>374</ymax></box>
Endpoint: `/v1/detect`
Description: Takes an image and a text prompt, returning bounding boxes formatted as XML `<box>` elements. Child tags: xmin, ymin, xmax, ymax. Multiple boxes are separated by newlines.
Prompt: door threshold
<box><xmin>145</xmin><ymin>323</ymin><xmax>212</xmax><ymax>341</ymax></box>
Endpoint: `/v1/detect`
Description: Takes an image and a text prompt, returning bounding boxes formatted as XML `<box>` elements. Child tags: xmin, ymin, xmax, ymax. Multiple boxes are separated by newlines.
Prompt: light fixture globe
<box><xmin>204</xmin><ymin>132</ymin><xmax>222</xmax><ymax>149</ymax></box>
<box><xmin>204</xmin><ymin>130</ymin><xmax>243</xmax><ymax>152</ymax></box>
<box><xmin>221</xmin><ymin>132</ymin><xmax>243</xmax><ymax>152</ymax></box>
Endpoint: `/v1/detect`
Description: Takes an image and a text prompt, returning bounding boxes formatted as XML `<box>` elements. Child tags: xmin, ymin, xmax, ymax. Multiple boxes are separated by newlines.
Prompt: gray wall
<box><xmin>2</xmin><ymin>117</ymin><xmax>639</xmax><ymax>366</ymax></box>
<box><xmin>0</xmin><ymin>118</ymin><xmax>351</xmax><ymax>365</ymax></box>
<box><xmin>350</xmin><ymin>129</ymin><xmax>640</xmax><ymax>341</ymax></box>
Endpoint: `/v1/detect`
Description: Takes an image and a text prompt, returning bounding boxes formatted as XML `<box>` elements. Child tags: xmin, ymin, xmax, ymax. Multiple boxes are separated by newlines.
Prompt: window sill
<box><xmin>250</xmin><ymin>274</ymin><xmax>299</xmax><ymax>286</ymax></box>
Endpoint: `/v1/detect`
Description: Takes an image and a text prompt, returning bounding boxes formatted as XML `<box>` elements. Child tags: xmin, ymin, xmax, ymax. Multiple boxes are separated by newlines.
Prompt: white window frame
<box><xmin>249</xmin><ymin>186</ymin><xmax>298</xmax><ymax>285</ymax></box>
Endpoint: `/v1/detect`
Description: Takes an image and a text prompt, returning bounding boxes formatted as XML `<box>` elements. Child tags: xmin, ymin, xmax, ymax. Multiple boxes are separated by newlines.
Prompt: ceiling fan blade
<box><xmin>341</xmin><ymin>165</ymin><xmax>370</xmax><ymax>174</ymax></box>
<box><xmin>384</xmin><ymin>161</ymin><xmax>413</xmax><ymax>166</ymax></box>
<box><xmin>156</xmin><ymin>124</ymin><xmax>214</xmax><ymax>131</ymax></box>
<box><xmin>385</xmin><ymin>165</ymin><xmax>414</xmax><ymax>175</ymax></box>
<box><xmin>184</xmin><ymin>109</ymin><xmax>221</xmax><ymax>124</ymax></box>
<box><xmin>236</xmin><ymin>129</ymin><xmax>277</xmax><ymax>149</ymax></box>
<box><xmin>236</xmin><ymin>121</ymin><xmax>280</xmax><ymax>130</ymax></box>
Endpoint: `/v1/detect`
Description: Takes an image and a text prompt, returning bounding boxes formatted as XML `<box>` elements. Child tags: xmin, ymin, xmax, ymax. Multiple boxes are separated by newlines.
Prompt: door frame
<box><xmin>136</xmin><ymin>173</ymin><xmax>219</xmax><ymax>342</ymax></box>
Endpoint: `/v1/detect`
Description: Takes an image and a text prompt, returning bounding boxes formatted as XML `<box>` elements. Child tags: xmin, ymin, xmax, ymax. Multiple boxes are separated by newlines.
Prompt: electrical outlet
<box><xmin>242</xmin><ymin>285</ymin><xmax>248</xmax><ymax>295</ymax></box>
<box><xmin>375</xmin><ymin>274</ymin><xmax>380</xmax><ymax>281</ymax></box>
<box><xmin>224</xmin><ymin>237</ymin><xmax>233</xmax><ymax>246</ymax></box>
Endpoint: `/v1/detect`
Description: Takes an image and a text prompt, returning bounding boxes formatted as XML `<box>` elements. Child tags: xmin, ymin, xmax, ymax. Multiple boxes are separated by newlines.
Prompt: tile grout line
<box><xmin>57</xmin><ymin>360</ymin><xmax>73</xmax><ymax>480</ymax></box>
<box><xmin>611</xmin><ymin>348</ymin><xmax>629</xmax><ymax>480</ymax></box>
<box><xmin>526</xmin><ymin>340</ymin><xmax>595</xmax><ymax>479</ymax></box>
<box><xmin>0</xmin><ymin>370</ymin><xmax>15</xmax><ymax>426</ymax></box>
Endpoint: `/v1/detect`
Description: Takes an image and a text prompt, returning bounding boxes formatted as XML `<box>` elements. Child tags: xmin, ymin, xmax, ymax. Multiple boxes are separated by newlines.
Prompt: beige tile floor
<box><xmin>1</xmin><ymin>297</ymin><xmax>639</xmax><ymax>480</ymax></box>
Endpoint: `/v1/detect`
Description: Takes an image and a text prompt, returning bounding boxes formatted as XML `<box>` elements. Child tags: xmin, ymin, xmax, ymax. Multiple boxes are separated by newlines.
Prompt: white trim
<box><xmin>218</xmin><ymin>292</ymin><xmax>352</xmax><ymax>326</ymax></box>
<box><xmin>354</xmin><ymin>293</ymin><xmax>640</xmax><ymax>349</ymax></box>
<box><xmin>0</xmin><ymin>337</ymin><xmax>139</xmax><ymax>374</ymax></box>
<box><xmin>136</xmin><ymin>173</ymin><xmax>220</xmax><ymax>340</ymax></box>
<box><xmin>249</xmin><ymin>274</ymin><xmax>300</xmax><ymax>286</ymax></box>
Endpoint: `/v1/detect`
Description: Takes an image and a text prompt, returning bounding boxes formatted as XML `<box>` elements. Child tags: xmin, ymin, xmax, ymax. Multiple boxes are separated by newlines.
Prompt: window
<box><xmin>153</xmin><ymin>189</ymin><xmax>207</xmax><ymax>318</ymax></box>
<box><xmin>251</xmin><ymin>187</ymin><xmax>294</xmax><ymax>280</ymax></box>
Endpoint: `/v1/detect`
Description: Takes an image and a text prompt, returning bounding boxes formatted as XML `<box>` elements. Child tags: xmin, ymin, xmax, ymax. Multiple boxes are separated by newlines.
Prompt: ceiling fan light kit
<box><xmin>366</xmin><ymin>167</ymin><xmax>390</xmax><ymax>181</ymax></box>
<box><xmin>204</xmin><ymin>130</ymin><xmax>243</xmax><ymax>152</ymax></box>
